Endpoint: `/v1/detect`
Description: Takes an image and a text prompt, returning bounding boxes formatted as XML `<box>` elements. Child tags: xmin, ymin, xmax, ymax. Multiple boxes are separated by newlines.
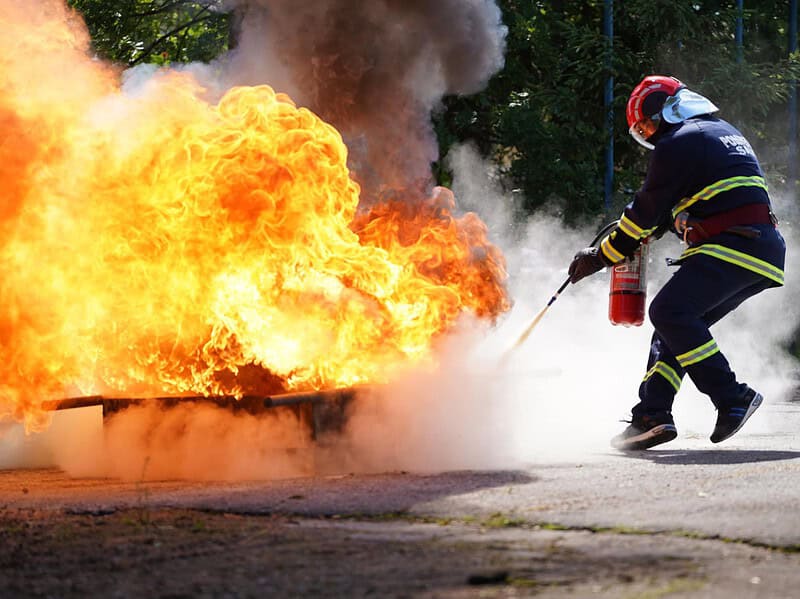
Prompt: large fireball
<box><xmin>0</xmin><ymin>1</ymin><xmax>509</xmax><ymax>431</ymax></box>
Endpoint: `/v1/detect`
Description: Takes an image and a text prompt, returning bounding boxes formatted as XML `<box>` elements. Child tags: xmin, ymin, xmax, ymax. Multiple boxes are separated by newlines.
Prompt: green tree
<box><xmin>434</xmin><ymin>0</ymin><xmax>800</xmax><ymax>222</ymax></box>
<box><xmin>67</xmin><ymin>0</ymin><xmax>231</xmax><ymax>66</ymax></box>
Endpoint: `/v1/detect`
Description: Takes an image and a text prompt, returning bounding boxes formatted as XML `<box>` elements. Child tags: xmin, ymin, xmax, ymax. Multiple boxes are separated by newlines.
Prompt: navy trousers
<box><xmin>632</xmin><ymin>253</ymin><xmax>774</xmax><ymax>419</ymax></box>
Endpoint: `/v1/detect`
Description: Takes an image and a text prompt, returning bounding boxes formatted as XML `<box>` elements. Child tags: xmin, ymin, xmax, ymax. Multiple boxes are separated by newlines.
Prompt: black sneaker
<box><xmin>611</xmin><ymin>415</ymin><xmax>678</xmax><ymax>451</ymax></box>
<box><xmin>710</xmin><ymin>386</ymin><xmax>763</xmax><ymax>444</ymax></box>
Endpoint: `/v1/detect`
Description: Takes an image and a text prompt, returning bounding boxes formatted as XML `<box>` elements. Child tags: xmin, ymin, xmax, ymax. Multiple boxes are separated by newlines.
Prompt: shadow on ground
<box><xmin>611</xmin><ymin>449</ymin><xmax>800</xmax><ymax>465</ymax></box>
<box><xmin>0</xmin><ymin>467</ymin><xmax>538</xmax><ymax>517</ymax></box>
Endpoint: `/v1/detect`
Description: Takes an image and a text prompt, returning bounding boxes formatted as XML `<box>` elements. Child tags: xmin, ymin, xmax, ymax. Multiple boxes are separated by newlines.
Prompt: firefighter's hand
<box><xmin>568</xmin><ymin>247</ymin><xmax>606</xmax><ymax>284</ymax></box>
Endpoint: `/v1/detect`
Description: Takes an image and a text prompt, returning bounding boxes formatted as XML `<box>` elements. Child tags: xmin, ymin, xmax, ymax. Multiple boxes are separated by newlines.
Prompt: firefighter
<box><xmin>568</xmin><ymin>75</ymin><xmax>786</xmax><ymax>450</ymax></box>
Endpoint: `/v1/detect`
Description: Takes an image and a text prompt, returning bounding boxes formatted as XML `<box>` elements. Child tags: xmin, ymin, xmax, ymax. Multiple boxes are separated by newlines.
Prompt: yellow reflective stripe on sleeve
<box><xmin>642</xmin><ymin>361</ymin><xmax>682</xmax><ymax>393</ymax></box>
<box><xmin>618</xmin><ymin>215</ymin><xmax>643</xmax><ymax>239</ymax></box>
<box><xmin>619</xmin><ymin>215</ymin><xmax>660</xmax><ymax>241</ymax></box>
<box><xmin>600</xmin><ymin>235</ymin><xmax>625</xmax><ymax>263</ymax></box>
<box><xmin>679</xmin><ymin>244</ymin><xmax>784</xmax><ymax>286</ymax></box>
<box><xmin>676</xmin><ymin>339</ymin><xmax>720</xmax><ymax>368</ymax></box>
<box><xmin>641</xmin><ymin>225</ymin><xmax>660</xmax><ymax>237</ymax></box>
<box><xmin>671</xmin><ymin>175</ymin><xmax>767</xmax><ymax>218</ymax></box>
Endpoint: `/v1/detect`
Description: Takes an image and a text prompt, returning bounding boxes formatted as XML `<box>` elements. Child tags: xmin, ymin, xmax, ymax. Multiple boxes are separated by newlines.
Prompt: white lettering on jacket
<box><xmin>718</xmin><ymin>134</ymin><xmax>754</xmax><ymax>157</ymax></box>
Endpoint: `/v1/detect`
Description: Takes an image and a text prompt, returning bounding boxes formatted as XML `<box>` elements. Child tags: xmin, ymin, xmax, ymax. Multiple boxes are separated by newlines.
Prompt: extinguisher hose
<box><xmin>503</xmin><ymin>219</ymin><xmax>620</xmax><ymax>356</ymax></box>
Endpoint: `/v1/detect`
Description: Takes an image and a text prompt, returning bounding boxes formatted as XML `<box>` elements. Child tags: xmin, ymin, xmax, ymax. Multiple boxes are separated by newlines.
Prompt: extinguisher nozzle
<box><xmin>501</xmin><ymin>220</ymin><xmax>619</xmax><ymax>360</ymax></box>
<box><xmin>501</xmin><ymin>275</ymin><xmax>571</xmax><ymax>362</ymax></box>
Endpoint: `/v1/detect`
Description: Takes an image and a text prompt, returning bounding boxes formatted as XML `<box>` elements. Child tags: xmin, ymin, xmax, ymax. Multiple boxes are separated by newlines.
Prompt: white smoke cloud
<box><xmin>0</xmin><ymin>401</ymin><xmax>315</xmax><ymax>481</ymax></box>
<box><xmin>324</xmin><ymin>146</ymin><xmax>800</xmax><ymax>472</ymax></box>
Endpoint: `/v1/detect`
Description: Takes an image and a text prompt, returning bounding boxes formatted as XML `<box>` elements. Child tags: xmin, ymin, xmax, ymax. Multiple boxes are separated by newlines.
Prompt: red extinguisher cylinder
<box><xmin>609</xmin><ymin>239</ymin><xmax>649</xmax><ymax>327</ymax></box>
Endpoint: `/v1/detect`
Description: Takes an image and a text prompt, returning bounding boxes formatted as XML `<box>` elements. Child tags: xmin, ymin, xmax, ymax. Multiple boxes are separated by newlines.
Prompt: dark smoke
<box><xmin>215</xmin><ymin>0</ymin><xmax>507</xmax><ymax>204</ymax></box>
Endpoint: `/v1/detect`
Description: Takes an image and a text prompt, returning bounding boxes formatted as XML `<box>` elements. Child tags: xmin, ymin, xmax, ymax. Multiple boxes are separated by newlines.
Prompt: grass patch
<box><xmin>482</xmin><ymin>513</ymin><xmax>527</xmax><ymax>529</ymax></box>
<box><xmin>624</xmin><ymin>577</ymin><xmax>707</xmax><ymax>599</ymax></box>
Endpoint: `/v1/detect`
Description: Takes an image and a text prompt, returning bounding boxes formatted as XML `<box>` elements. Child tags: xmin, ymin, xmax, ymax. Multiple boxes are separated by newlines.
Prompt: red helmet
<box><xmin>626</xmin><ymin>75</ymin><xmax>684</xmax><ymax>149</ymax></box>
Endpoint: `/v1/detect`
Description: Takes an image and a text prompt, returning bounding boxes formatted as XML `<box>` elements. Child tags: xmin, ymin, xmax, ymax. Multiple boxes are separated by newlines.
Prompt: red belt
<box><xmin>683</xmin><ymin>203</ymin><xmax>776</xmax><ymax>245</ymax></box>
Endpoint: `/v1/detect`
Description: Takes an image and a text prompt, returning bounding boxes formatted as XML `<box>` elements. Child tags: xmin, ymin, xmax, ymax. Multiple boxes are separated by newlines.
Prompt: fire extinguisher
<box><xmin>505</xmin><ymin>219</ymin><xmax>651</xmax><ymax>356</ymax></box>
<box><xmin>609</xmin><ymin>238</ymin><xmax>649</xmax><ymax>327</ymax></box>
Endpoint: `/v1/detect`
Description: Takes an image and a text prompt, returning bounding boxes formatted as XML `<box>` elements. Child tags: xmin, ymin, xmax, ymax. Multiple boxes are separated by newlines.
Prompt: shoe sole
<box><xmin>611</xmin><ymin>424</ymin><xmax>678</xmax><ymax>451</ymax></box>
<box><xmin>711</xmin><ymin>392</ymin><xmax>763</xmax><ymax>444</ymax></box>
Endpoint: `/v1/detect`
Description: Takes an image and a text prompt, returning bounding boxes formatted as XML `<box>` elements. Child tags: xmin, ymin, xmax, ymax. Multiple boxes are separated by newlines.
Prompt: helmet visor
<box><xmin>628</xmin><ymin>116</ymin><xmax>659</xmax><ymax>150</ymax></box>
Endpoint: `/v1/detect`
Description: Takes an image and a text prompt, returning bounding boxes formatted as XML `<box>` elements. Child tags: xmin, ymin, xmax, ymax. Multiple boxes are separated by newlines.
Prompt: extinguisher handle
<box><xmin>561</xmin><ymin>219</ymin><xmax>619</xmax><ymax>295</ymax></box>
<box><xmin>589</xmin><ymin>219</ymin><xmax>620</xmax><ymax>248</ymax></box>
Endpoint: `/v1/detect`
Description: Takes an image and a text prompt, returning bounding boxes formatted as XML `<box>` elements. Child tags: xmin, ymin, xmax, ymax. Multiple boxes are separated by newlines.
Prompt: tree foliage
<box><xmin>434</xmin><ymin>0</ymin><xmax>800</xmax><ymax>222</ymax></box>
<box><xmin>66</xmin><ymin>0</ymin><xmax>231</xmax><ymax>66</ymax></box>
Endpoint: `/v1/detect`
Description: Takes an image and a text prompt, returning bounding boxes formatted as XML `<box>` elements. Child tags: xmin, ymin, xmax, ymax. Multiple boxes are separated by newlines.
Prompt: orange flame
<box><xmin>0</xmin><ymin>1</ymin><xmax>510</xmax><ymax>431</ymax></box>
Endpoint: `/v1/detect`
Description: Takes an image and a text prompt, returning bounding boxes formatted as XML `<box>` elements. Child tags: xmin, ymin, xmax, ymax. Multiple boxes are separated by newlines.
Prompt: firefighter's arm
<box><xmin>601</xmin><ymin>133</ymin><xmax>696</xmax><ymax>262</ymax></box>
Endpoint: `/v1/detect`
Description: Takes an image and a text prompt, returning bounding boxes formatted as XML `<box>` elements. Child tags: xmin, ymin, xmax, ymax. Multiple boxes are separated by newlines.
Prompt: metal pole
<box><xmin>789</xmin><ymin>0</ymin><xmax>798</xmax><ymax>201</ymax></box>
<box><xmin>735</xmin><ymin>0</ymin><xmax>744</xmax><ymax>63</ymax></box>
<box><xmin>603</xmin><ymin>0</ymin><xmax>614</xmax><ymax>212</ymax></box>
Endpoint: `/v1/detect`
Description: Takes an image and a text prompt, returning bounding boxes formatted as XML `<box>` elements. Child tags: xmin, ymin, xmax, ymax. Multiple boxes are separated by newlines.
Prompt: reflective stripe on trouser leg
<box><xmin>634</xmin><ymin>332</ymin><xmax>685</xmax><ymax>419</ymax></box>
<box><xmin>681</xmin><ymin>351</ymin><xmax>739</xmax><ymax>409</ymax></box>
<box><xmin>644</xmin><ymin>361</ymin><xmax>682</xmax><ymax>392</ymax></box>
<box><xmin>674</xmin><ymin>337</ymin><xmax>741</xmax><ymax>409</ymax></box>
<box><xmin>676</xmin><ymin>339</ymin><xmax>720</xmax><ymax>367</ymax></box>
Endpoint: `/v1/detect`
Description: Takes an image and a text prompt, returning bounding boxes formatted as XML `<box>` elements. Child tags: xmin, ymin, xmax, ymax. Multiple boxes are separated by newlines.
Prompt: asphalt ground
<box><xmin>0</xmin><ymin>399</ymin><xmax>798</xmax><ymax>597</ymax></box>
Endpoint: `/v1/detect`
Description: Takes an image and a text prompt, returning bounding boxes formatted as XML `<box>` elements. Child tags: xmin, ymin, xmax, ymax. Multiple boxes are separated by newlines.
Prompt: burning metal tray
<box><xmin>41</xmin><ymin>388</ymin><xmax>358</xmax><ymax>441</ymax></box>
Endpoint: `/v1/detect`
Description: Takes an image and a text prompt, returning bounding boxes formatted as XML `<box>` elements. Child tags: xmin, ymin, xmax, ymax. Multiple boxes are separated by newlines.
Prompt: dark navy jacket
<box><xmin>600</xmin><ymin>115</ymin><xmax>785</xmax><ymax>287</ymax></box>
